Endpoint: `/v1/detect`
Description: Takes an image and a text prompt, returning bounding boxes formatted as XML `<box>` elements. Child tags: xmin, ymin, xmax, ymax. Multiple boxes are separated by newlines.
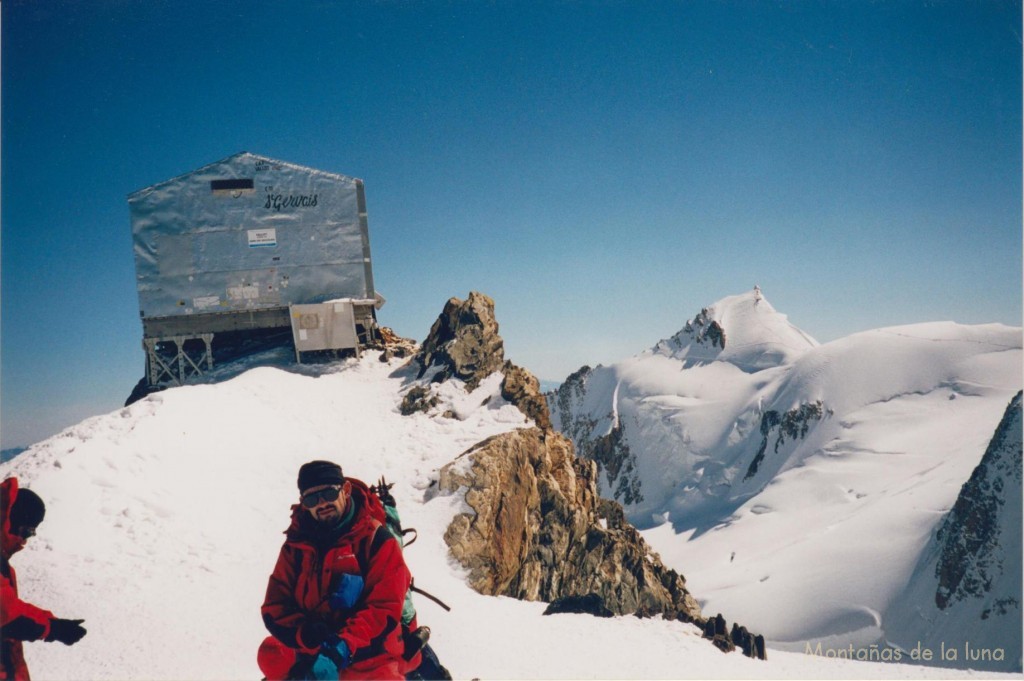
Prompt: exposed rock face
<box><xmin>744</xmin><ymin>400</ymin><xmax>829</xmax><ymax>479</ymax></box>
<box><xmin>543</xmin><ymin>593</ymin><xmax>614</xmax><ymax>618</ymax></box>
<box><xmin>697</xmin><ymin>613</ymin><xmax>767</xmax><ymax>659</ymax></box>
<box><xmin>934</xmin><ymin>391</ymin><xmax>1022</xmax><ymax>612</ymax></box>
<box><xmin>399</xmin><ymin>385</ymin><xmax>438</xmax><ymax>416</ymax></box>
<box><xmin>589</xmin><ymin>422</ymin><xmax>643</xmax><ymax>506</ymax></box>
<box><xmin>703</xmin><ymin>614</ymin><xmax>735</xmax><ymax>653</ymax></box>
<box><xmin>407</xmin><ymin>291</ymin><xmax>553</xmax><ymax>428</ymax></box>
<box><xmin>548</xmin><ymin>366</ymin><xmax>595</xmax><ymax>452</ymax></box>
<box><xmin>437</xmin><ymin>427</ymin><xmax>703</xmax><ymax>624</ymax></box>
<box><xmin>730</xmin><ymin>621</ymin><xmax>767</xmax><ymax>660</ymax></box>
<box><xmin>683</xmin><ymin>308</ymin><xmax>727</xmax><ymax>350</ymax></box>
<box><xmin>416</xmin><ymin>292</ymin><xmax>506</xmax><ymax>391</ymax></box>
<box><xmin>548</xmin><ymin>366</ymin><xmax>643</xmax><ymax>506</ymax></box>
<box><xmin>499</xmin><ymin>361</ymin><xmax>551</xmax><ymax>430</ymax></box>
<box><xmin>372</xmin><ymin>326</ymin><xmax>419</xmax><ymax>362</ymax></box>
<box><xmin>885</xmin><ymin>391</ymin><xmax>1022</xmax><ymax>673</ymax></box>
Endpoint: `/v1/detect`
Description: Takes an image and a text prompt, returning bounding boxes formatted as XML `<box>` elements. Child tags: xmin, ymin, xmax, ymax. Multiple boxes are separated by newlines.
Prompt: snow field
<box><xmin>2</xmin><ymin>353</ymin><xmax>1018</xmax><ymax>679</ymax></box>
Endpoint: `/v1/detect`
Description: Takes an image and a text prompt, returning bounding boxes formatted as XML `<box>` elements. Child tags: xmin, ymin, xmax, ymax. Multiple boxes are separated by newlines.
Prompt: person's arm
<box><xmin>0</xmin><ymin>573</ymin><xmax>54</xmax><ymax>642</ymax></box>
<box><xmin>337</xmin><ymin>527</ymin><xmax>410</xmax><ymax>659</ymax></box>
<box><xmin>261</xmin><ymin>544</ymin><xmax>319</xmax><ymax>654</ymax></box>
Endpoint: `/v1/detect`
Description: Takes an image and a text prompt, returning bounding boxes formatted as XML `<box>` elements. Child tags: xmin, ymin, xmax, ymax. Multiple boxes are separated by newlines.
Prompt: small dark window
<box><xmin>211</xmin><ymin>178</ymin><xmax>254</xmax><ymax>192</ymax></box>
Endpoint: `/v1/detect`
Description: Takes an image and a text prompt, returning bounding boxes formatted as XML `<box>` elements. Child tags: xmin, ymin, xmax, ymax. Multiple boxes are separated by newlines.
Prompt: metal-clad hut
<box><xmin>129</xmin><ymin>152</ymin><xmax>383</xmax><ymax>386</ymax></box>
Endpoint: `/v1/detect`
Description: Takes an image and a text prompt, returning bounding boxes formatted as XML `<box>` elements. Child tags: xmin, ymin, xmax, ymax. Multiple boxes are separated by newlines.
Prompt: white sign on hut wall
<box><xmin>247</xmin><ymin>228</ymin><xmax>277</xmax><ymax>248</ymax></box>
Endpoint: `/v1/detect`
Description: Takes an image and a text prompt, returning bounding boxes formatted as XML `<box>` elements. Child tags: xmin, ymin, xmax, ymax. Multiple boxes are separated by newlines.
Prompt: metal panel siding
<box><xmin>356</xmin><ymin>181</ymin><xmax>375</xmax><ymax>297</ymax></box>
<box><xmin>290</xmin><ymin>302</ymin><xmax>360</xmax><ymax>353</ymax></box>
<box><xmin>130</xmin><ymin>153</ymin><xmax>375</xmax><ymax>320</ymax></box>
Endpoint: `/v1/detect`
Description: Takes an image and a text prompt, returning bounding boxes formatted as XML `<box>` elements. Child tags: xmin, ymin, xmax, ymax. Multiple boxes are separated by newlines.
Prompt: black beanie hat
<box><xmin>297</xmin><ymin>460</ymin><xmax>345</xmax><ymax>492</ymax></box>
<box><xmin>10</xmin><ymin>488</ymin><xmax>45</xmax><ymax>529</ymax></box>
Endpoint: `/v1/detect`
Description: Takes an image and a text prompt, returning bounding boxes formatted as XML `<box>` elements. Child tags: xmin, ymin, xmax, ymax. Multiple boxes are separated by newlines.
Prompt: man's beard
<box><xmin>314</xmin><ymin>505</ymin><xmax>340</xmax><ymax>523</ymax></box>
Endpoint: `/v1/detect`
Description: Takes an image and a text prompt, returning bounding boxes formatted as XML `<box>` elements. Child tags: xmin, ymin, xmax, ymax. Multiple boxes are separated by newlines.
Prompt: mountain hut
<box><xmin>128</xmin><ymin>152</ymin><xmax>383</xmax><ymax>386</ymax></box>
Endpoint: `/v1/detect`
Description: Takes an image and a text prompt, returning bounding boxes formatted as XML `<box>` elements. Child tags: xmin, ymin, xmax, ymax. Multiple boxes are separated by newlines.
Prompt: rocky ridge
<box><xmin>408</xmin><ymin>291</ymin><xmax>765</xmax><ymax>660</ymax></box>
<box><xmin>884</xmin><ymin>390</ymin><xmax>1023</xmax><ymax>672</ymax></box>
<box><xmin>934</xmin><ymin>390</ymin><xmax>1022</xmax><ymax>613</ymax></box>
<box><xmin>436</xmin><ymin>426</ymin><xmax>702</xmax><ymax>622</ymax></box>
<box><xmin>549</xmin><ymin>365</ymin><xmax>643</xmax><ymax>507</ymax></box>
<box><xmin>676</xmin><ymin>306</ymin><xmax>727</xmax><ymax>351</ymax></box>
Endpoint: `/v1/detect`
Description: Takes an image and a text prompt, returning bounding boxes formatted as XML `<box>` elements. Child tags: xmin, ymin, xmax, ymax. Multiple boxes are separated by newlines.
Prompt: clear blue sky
<box><xmin>2</xmin><ymin>0</ymin><xmax>1021</xmax><ymax>449</ymax></box>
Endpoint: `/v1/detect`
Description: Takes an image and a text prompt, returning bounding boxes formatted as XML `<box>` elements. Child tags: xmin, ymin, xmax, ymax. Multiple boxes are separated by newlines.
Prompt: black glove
<box><xmin>46</xmin><ymin>618</ymin><xmax>87</xmax><ymax>645</ymax></box>
<box><xmin>298</xmin><ymin>620</ymin><xmax>331</xmax><ymax>649</ymax></box>
<box><xmin>374</xmin><ymin>477</ymin><xmax>396</xmax><ymax>508</ymax></box>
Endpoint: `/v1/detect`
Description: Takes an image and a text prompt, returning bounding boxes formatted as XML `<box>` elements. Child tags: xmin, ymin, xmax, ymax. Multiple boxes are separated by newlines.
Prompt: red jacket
<box><xmin>1</xmin><ymin>478</ymin><xmax>55</xmax><ymax>681</ymax></box>
<box><xmin>261</xmin><ymin>480</ymin><xmax>411</xmax><ymax>680</ymax></box>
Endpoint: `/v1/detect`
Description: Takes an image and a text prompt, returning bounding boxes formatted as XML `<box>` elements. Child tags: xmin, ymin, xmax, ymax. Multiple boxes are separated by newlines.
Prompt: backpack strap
<box><xmin>353</xmin><ymin>519</ymin><xmax>392</xmax><ymax>576</ymax></box>
<box><xmin>367</xmin><ymin>522</ymin><xmax>394</xmax><ymax>562</ymax></box>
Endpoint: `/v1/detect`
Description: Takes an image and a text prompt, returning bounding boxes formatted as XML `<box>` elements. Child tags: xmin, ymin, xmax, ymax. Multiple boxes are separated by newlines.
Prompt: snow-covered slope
<box><xmin>1</xmin><ymin>352</ymin><xmax>1012</xmax><ymax>679</ymax></box>
<box><xmin>885</xmin><ymin>391</ymin><xmax>1022</xmax><ymax>672</ymax></box>
<box><xmin>550</xmin><ymin>289</ymin><xmax>1023</xmax><ymax>669</ymax></box>
<box><xmin>551</xmin><ymin>289</ymin><xmax>824</xmax><ymax>524</ymax></box>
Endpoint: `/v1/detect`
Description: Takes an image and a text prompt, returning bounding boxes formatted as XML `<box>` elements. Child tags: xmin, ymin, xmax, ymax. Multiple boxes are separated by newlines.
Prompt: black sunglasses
<box><xmin>301</xmin><ymin>486</ymin><xmax>343</xmax><ymax>509</ymax></box>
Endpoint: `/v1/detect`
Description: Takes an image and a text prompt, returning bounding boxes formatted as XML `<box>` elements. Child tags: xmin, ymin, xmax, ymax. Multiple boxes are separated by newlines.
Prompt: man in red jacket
<box><xmin>1</xmin><ymin>478</ymin><xmax>87</xmax><ymax>681</ymax></box>
<box><xmin>260</xmin><ymin>461</ymin><xmax>412</xmax><ymax>680</ymax></box>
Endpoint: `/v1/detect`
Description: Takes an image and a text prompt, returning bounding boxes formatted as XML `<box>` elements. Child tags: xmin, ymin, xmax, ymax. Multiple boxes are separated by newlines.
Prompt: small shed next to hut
<box><xmin>129</xmin><ymin>152</ymin><xmax>383</xmax><ymax>386</ymax></box>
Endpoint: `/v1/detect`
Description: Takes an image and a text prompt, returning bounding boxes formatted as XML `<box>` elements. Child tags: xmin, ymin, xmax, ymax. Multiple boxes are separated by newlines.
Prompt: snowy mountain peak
<box><xmin>550</xmin><ymin>291</ymin><xmax>1022</xmax><ymax>671</ymax></box>
<box><xmin>651</xmin><ymin>288</ymin><xmax>818</xmax><ymax>372</ymax></box>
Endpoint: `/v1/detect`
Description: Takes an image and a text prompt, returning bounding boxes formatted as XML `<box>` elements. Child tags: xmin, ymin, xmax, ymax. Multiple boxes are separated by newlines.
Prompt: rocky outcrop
<box><xmin>884</xmin><ymin>391</ymin><xmax>1022</xmax><ymax>673</ymax></box>
<box><xmin>417</xmin><ymin>294</ymin><xmax>694</xmax><ymax>617</ymax></box>
<box><xmin>934</xmin><ymin>391</ymin><xmax>1022</xmax><ymax>611</ymax></box>
<box><xmin>415</xmin><ymin>292</ymin><xmax>506</xmax><ymax>391</ymax></box>
<box><xmin>372</xmin><ymin>326</ymin><xmax>419</xmax><ymax>362</ymax></box>
<box><xmin>543</xmin><ymin>593</ymin><xmax>614</xmax><ymax>618</ymax></box>
<box><xmin>499</xmin><ymin>361</ymin><xmax>551</xmax><ymax>430</ymax></box>
<box><xmin>699</xmin><ymin>615</ymin><xmax>767</xmax><ymax>659</ymax></box>
<box><xmin>437</xmin><ymin>427</ymin><xmax>703</xmax><ymax>623</ymax></box>
<box><xmin>406</xmin><ymin>292</ymin><xmax>552</xmax><ymax>428</ymax></box>
<box><xmin>650</xmin><ymin>305</ymin><xmax>728</xmax><ymax>358</ymax></box>
<box><xmin>744</xmin><ymin>400</ymin><xmax>829</xmax><ymax>479</ymax></box>
<box><xmin>399</xmin><ymin>385</ymin><xmax>439</xmax><ymax>416</ymax></box>
<box><xmin>730</xmin><ymin>621</ymin><xmax>768</xmax><ymax>659</ymax></box>
<box><xmin>683</xmin><ymin>308</ymin><xmax>727</xmax><ymax>350</ymax></box>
